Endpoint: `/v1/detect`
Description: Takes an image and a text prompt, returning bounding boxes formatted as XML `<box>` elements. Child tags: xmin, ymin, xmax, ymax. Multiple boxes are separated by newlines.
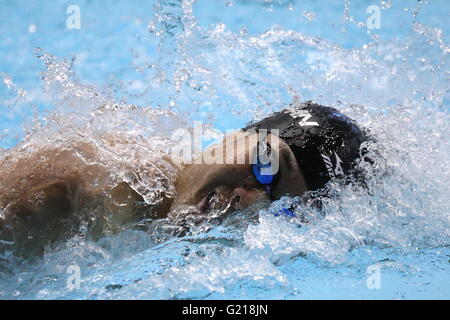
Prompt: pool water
<box><xmin>0</xmin><ymin>0</ymin><xmax>449</xmax><ymax>299</ymax></box>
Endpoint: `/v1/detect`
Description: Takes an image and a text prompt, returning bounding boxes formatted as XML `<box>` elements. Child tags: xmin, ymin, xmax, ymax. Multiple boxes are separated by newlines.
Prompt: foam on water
<box><xmin>0</xmin><ymin>0</ymin><xmax>449</xmax><ymax>299</ymax></box>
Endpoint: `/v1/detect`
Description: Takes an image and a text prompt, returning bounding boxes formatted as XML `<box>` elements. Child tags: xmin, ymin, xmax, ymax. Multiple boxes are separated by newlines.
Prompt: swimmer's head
<box><xmin>243</xmin><ymin>101</ymin><xmax>370</xmax><ymax>191</ymax></box>
<box><xmin>169</xmin><ymin>102</ymin><xmax>370</xmax><ymax>226</ymax></box>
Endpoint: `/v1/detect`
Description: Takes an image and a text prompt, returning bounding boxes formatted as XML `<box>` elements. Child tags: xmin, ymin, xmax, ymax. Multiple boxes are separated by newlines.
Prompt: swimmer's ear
<box><xmin>270</xmin><ymin>140</ymin><xmax>309</xmax><ymax>199</ymax></box>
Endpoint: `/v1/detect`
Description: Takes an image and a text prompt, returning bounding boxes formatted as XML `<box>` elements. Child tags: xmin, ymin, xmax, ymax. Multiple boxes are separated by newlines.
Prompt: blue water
<box><xmin>1</xmin><ymin>0</ymin><xmax>449</xmax><ymax>299</ymax></box>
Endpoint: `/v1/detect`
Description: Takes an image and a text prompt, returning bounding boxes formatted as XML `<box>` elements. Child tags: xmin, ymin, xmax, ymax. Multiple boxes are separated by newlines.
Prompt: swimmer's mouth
<box><xmin>168</xmin><ymin>196</ymin><xmax>265</xmax><ymax>235</ymax></box>
<box><xmin>169</xmin><ymin>197</ymin><xmax>239</xmax><ymax>226</ymax></box>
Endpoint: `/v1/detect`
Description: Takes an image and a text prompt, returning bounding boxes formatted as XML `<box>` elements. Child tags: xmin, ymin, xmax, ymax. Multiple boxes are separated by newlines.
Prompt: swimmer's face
<box><xmin>169</xmin><ymin>131</ymin><xmax>309</xmax><ymax>223</ymax></box>
<box><xmin>170</xmin><ymin>132</ymin><xmax>270</xmax><ymax>222</ymax></box>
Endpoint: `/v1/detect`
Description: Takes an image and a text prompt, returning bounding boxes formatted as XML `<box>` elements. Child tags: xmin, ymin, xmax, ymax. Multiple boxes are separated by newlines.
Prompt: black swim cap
<box><xmin>244</xmin><ymin>101</ymin><xmax>368</xmax><ymax>191</ymax></box>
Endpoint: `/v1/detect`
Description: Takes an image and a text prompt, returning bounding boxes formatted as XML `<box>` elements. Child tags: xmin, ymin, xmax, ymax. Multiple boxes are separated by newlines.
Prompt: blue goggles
<box><xmin>251</xmin><ymin>142</ymin><xmax>277</xmax><ymax>195</ymax></box>
<box><xmin>251</xmin><ymin>142</ymin><xmax>297</xmax><ymax>218</ymax></box>
<box><xmin>252</xmin><ymin>162</ymin><xmax>275</xmax><ymax>185</ymax></box>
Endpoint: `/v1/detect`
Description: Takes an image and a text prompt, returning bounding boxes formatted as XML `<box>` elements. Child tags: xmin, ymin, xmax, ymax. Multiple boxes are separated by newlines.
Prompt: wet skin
<box><xmin>0</xmin><ymin>131</ymin><xmax>309</xmax><ymax>257</ymax></box>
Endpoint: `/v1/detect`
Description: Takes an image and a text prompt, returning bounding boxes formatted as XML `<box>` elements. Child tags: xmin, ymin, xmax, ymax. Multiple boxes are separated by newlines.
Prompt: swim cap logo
<box><xmin>321</xmin><ymin>151</ymin><xmax>344</xmax><ymax>178</ymax></box>
<box><xmin>287</xmin><ymin>109</ymin><xmax>319</xmax><ymax>127</ymax></box>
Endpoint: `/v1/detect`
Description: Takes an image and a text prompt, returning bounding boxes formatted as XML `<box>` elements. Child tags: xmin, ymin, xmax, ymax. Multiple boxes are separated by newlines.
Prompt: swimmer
<box><xmin>171</xmin><ymin>101</ymin><xmax>369</xmax><ymax>223</ymax></box>
<box><xmin>0</xmin><ymin>101</ymin><xmax>369</xmax><ymax>257</ymax></box>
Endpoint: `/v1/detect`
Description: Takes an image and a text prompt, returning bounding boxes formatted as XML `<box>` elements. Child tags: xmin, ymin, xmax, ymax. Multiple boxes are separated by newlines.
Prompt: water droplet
<box><xmin>28</xmin><ymin>24</ymin><xmax>37</xmax><ymax>33</ymax></box>
<box><xmin>302</xmin><ymin>11</ymin><xmax>317</xmax><ymax>22</ymax></box>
